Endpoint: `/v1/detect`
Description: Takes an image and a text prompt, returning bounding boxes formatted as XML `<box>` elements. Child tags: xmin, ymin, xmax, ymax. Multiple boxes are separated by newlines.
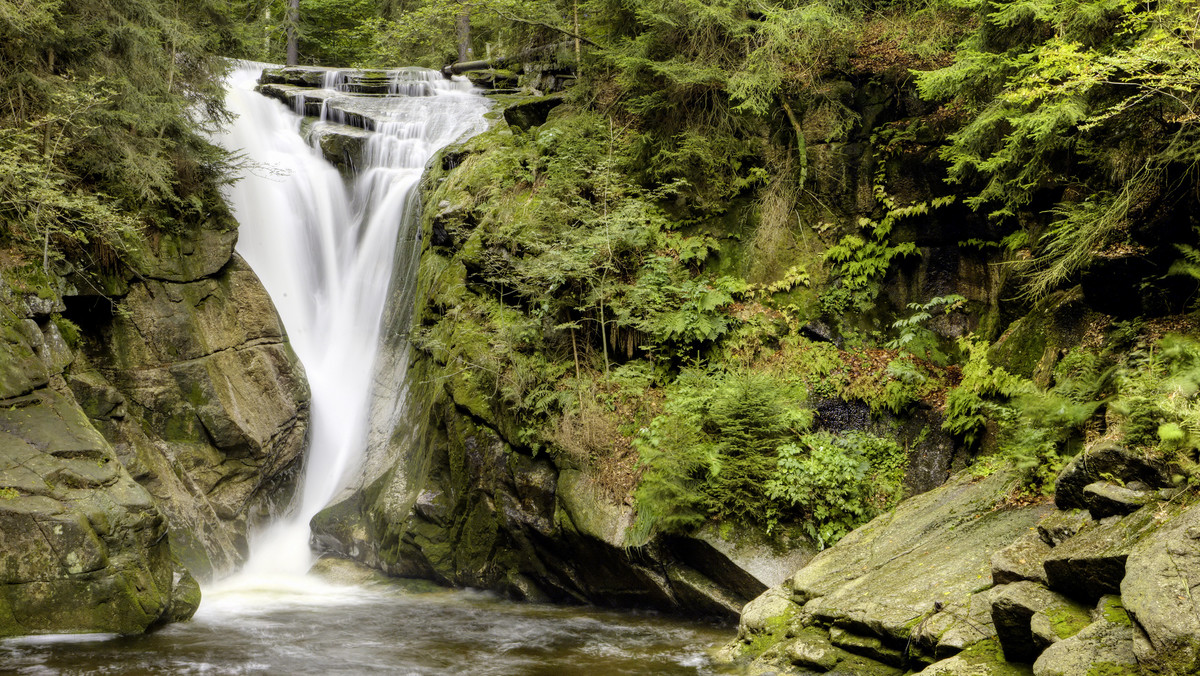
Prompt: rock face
<box><xmin>722</xmin><ymin>469</ymin><xmax>1051</xmax><ymax>674</ymax></box>
<box><xmin>0</xmin><ymin>295</ymin><xmax>181</xmax><ymax>636</ymax></box>
<box><xmin>311</xmin><ymin>369</ymin><xmax>804</xmax><ymax>619</ymax></box>
<box><xmin>72</xmin><ymin>252</ymin><xmax>310</xmax><ymax>579</ymax></box>
<box><xmin>0</xmin><ymin>204</ymin><xmax>310</xmax><ymax>635</ymax></box>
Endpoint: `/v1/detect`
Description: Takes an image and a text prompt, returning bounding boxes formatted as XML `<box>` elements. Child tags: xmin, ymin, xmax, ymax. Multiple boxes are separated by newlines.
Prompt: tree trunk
<box><xmin>456</xmin><ymin>8</ymin><xmax>472</xmax><ymax>63</ymax></box>
<box><xmin>286</xmin><ymin>0</ymin><xmax>299</xmax><ymax>66</ymax></box>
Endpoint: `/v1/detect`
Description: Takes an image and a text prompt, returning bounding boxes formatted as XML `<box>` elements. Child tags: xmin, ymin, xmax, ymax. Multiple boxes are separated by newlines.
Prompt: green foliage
<box><xmin>820</xmin><ymin>147</ymin><xmax>956</xmax><ymax>317</ymax></box>
<box><xmin>916</xmin><ymin>0</ymin><xmax>1200</xmax><ymax>297</ymax></box>
<box><xmin>942</xmin><ymin>338</ymin><xmax>1034</xmax><ymax>446</ymax></box>
<box><xmin>629</xmin><ymin>368</ymin><xmax>812</xmax><ymax>543</ymax></box>
<box><xmin>766</xmin><ymin>431</ymin><xmax>906</xmax><ymax>547</ymax></box>
<box><xmin>0</xmin><ymin>0</ymin><xmax>240</xmax><ymax>277</ymax></box>
<box><xmin>887</xmin><ymin>294</ymin><xmax>966</xmax><ymax>365</ymax></box>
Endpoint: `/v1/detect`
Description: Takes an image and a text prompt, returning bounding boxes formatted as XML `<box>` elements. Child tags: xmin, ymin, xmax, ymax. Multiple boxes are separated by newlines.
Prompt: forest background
<box><xmin>5</xmin><ymin>0</ymin><xmax>1200</xmax><ymax>549</ymax></box>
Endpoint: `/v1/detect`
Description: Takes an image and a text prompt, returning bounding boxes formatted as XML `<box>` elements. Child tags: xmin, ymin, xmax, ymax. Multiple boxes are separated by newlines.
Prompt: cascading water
<box><xmin>211</xmin><ymin>64</ymin><xmax>490</xmax><ymax>580</ymax></box>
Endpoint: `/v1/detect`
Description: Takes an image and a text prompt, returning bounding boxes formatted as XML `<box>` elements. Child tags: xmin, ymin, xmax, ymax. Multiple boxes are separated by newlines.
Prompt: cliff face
<box><xmin>304</xmin><ymin>64</ymin><xmax>986</xmax><ymax>619</ymax></box>
<box><xmin>0</xmin><ymin>204</ymin><xmax>310</xmax><ymax>635</ymax></box>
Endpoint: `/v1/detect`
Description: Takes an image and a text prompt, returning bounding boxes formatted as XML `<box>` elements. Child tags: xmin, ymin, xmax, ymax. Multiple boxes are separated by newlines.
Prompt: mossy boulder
<box><xmin>990</xmin><ymin>581</ymin><xmax>1089</xmax><ymax>662</ymax></box>
<box><xmin>1031</xmin><ymin>596</ymin><xmax>1137</xmax><ymax>676</ymax></box>
<box><xmin>73</xmin><ymin>255</ymin><xmax>310</xmax><ymax>578</ymax></box>
<box><xmin>1121</xmin><ymin>499</ymin><xmax>1200</xmax><ymax>674</ymax></box>
<box><xmin>724</xmin><ymin>468</ymin><xmax>1052</xmax><ymax>673</ymax></box>
<box><xmin>916</xmin><ymin>639</ymin><xmax>1034</xmax><ymax>675</ymax></box>
<box><xmin>0</xmin><ymin>388</ymin><xmax>183</xmax><ymax>636</ymax></box>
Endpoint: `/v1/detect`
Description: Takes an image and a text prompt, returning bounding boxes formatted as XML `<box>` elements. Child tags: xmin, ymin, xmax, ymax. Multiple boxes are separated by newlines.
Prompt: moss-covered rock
<box><xmin>721</xmin><ymin>469</ymin><xmax>1052</xmax><ymax>672</ymax></box>
<box><xmin>990</xmin><ymin>581</ymin><xmax>1089</xmax><ymax>662</ymax></box>
<box><xmin>0</xmin><ymin>387</ymin><xmax>179</xmax><ymax>637</ymax></box>
<box><xmin>1031</xmin><ymin>596</ymin><xmax>1137</xmax><ymax>676</ymax></box>
<box><xmin>1121</xmin><ymin>499</ymin><xmax>1200</xmax><ymax>674</ymax></box>
<box><xmin>916</xmin><ymin>639</ymin><xmax>1034</xmax><ymax>675</ymax></box>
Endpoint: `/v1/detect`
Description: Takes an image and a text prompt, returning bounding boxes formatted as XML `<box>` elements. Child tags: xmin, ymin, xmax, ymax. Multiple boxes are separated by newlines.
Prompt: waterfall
<box><xmin>211</xmin><ymin>64</ymin><xmax>490</xmax><ymax>580</ymax></box>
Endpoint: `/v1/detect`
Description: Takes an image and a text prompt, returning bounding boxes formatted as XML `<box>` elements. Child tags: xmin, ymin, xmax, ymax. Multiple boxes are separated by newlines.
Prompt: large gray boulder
<box><xmin>1122</xmin><ymin>500</ymin><xmax>1200</xmax><ymax>674</ymax></box>
<box><xmin>792</xmin><ymin>470</ymin><xmax>1052</xmax><ymax>647</ymax></box>
<box><xmin>989</xmin><ymin>581</ymin><xmax>1089</xmax><ymax>663</ymax></box>
<box><xmin>722</xmin><ymin>468</ymin><xmax>1052</xmax><ymax>673</ymax></box>
<box><xmin>80</xmin><ymin>255</ymin><xmax>310</xmax><ymax>578</ymax></box>
<box><xmin>1054</xmin><ymin>444</ymin><xmax>1168</xmax><ymax>510</ymax></box>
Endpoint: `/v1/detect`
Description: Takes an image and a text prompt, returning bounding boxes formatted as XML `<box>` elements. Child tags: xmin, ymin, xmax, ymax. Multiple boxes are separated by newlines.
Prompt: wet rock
<box><xmin>1082</xmin><ymin>481</ymin><xmax>1154</xmax><ymax>518</ymax></box>
<box><xmin>313</xmin><ymin>124</ymin><xmax>371</xmax><ymax>176</ymax></box>
<box><xmin>1054</xmin><ymin>444</ymin><xmax>1167</xmax><ymax>510</ymax></box>
<box><xmin>465</xmin><ymin>70</ymin><xmax>519</xmax><ymax>90</ymax></box>
<box><xmin>260</xmin><ymin>66</ymin><xmax>329</xmax><ymax>88</ymax></box>
<box><xmin>669</xmin><ymin>524</ymin><xmax>814</xmax><ymax>602</ymax></box>
<box><xmin>163</xmin><ymin>566</ymin><xmax>202</xmax><ymax>625</ymax></box>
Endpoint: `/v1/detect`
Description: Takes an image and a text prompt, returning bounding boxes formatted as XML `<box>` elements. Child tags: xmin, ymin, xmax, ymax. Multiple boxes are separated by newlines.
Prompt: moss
<box><xmin>955</xmin><ymin>639</ymin><xmax>1030</xmax><ymax>674</ymax></box>
<box><xmin>1084</xmin><ymin>664</ymin><xmax>1140</xmax><ymax>676</ymax></box>
<box><xmin>1099</xmin><ymin>596</ymin><xmax>1133</xmax><ymax>627</ymax></box>
<box><xmin>1045</xmin><ymin>603</ymin><xmax>1093</xmax><ymax>639</ymax></box>
<box><xmin>742</xmin><ymin>611</ymin><xmax>795</xmax><ymax>657</ymax></box>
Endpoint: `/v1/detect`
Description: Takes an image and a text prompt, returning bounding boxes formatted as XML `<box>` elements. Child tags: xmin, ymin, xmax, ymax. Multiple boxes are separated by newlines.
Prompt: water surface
<box><xmin>1</xmin><ymin>577</ymin><xmax>737</xmax><ymax>675</ymax></box>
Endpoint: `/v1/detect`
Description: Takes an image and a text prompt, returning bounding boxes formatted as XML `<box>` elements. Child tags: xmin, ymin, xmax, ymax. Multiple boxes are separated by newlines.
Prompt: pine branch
<box><xmin>476</xmin><ymin>5</ymin><xmax>603</xmax><ymax>49</ymax></box>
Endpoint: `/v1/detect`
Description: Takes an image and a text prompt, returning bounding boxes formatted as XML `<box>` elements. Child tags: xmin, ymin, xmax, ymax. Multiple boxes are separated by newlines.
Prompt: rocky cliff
<box><xmin>292</xmin><ymin>63</ymin><xmax>983</xmax><ymax>620</ymax></box>
<box><xmin>723</xmin><ymin>446</ymin><xmax>1196</xmax><ymax>675</ymax></box>
<box><xmin>0</xmin><ymin>201</ymin><xmax>310</xmax><ymax>635</ymax></box>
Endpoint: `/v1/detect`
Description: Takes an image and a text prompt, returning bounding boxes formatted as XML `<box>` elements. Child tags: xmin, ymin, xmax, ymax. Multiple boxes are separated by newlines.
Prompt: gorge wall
<box><xmin>0</xmin><ymin>200</ymin><xmax>310</xmax><ymax>635</ymax></box>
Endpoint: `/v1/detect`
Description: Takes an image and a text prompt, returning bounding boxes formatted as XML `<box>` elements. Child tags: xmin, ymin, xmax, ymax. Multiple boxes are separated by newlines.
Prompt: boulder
<box><xmin>313</xmin><ymin>123</ymin><xmax>371</xmax><ymax>176</ymax></box>
<box><xmin>789</xmin><ymin>469</ymin><xmax>1052</xmax><ymax>645</ymax></box>
<box><xmin>260</xmin><ymin>66</ymin><xmax>329</xmax><ymax>88</ymax></box>
<box><xmin>1043</xmin><ymin>504</ymin><xmax>1171</xmax><ymax>603</ymax></box>
<box><xmin>1121</xmin><ymin>499</ymin><xmax>1200</xmax><ymax>674</ymax></box>
<box><xmin>786</xmin><ymin>627</ymin><xmax>846</xmax><ymax>671</ymax></box>
<box><xmin>0</xmin><ymin>388</ymin><xmax>182</xmax><ymax>636</ymax></box>
<box><xmin>910</xmin><ymin>591</ymin><xmax>998</xmax><ymax>660</ymax></box>
<box><xmin>992</xmin><ymin>528</ymin><xmax>1052</xmax><ymax>585</ymax></box>
<box><xmin>829</xmin><ymin>625</ymin><xmax>906</xmax><ymax>666</ymax></box>
<box><xmin>1082</xmin><ymin>481</ymin><xmax>1154</xmax><ymax>518</ymax></box>
<box><xmin>1036</xmin><ymin>509</ymin><xmax>1091</xmax><ymax>547</ymax></box>
<box><xmin>915</xmin><ymin>640</ymin><xmax>1034</xmax><ymax>675</ymax></box>
<box><xmin>1032</xmin><ymin>596</ymin><xmax>1137</xmax><ymax>676</ymax></box>
<box><xmin>78</xmin><ymin>256</ymin><xmax>310</xmax><ymax>578</ymax></box>
<box><xmin>1054</xmin><ymin>444</ymin><xmax>1167</xmax><ymax>510</ymax></box>
<box><xmin>990</xmin><ymin>581</ymin><xmax>1089</xmax><ymax>663</ymax></box>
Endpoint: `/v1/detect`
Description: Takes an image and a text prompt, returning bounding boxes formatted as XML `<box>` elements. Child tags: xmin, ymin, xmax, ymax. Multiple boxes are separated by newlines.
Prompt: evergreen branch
<box><xmin>475</xmin><ymin>5</ymin><xmax>603</xmax><ymax>49</ymax></box>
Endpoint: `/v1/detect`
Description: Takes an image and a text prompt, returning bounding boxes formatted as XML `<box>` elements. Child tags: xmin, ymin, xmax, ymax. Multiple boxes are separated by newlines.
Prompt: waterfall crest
<box><xmin>211</xmin><ymin>64</ymin><xmax>490</xmax><ymax>580</ymax></box>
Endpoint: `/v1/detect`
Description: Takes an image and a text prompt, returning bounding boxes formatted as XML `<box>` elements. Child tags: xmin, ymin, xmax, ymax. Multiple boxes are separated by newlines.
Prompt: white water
<box><xmin>211</xmin><ymin>64</ymin><xmax>490</xmax><ymax>583</ymax></box>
